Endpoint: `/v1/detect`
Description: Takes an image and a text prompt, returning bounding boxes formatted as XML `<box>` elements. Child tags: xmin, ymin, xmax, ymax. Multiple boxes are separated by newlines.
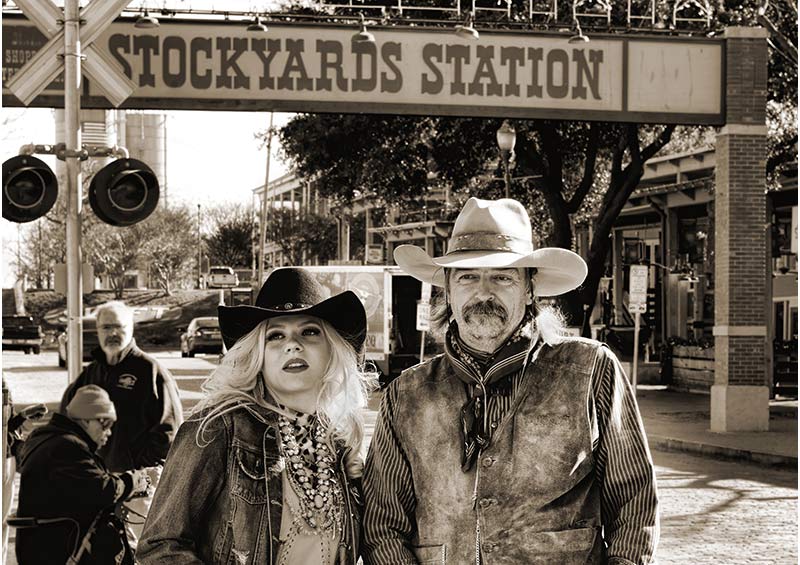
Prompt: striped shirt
<box><xmin>362</xmin><ymin>343</ymin><xmax>659</xmax><ymax>565</ymax></box>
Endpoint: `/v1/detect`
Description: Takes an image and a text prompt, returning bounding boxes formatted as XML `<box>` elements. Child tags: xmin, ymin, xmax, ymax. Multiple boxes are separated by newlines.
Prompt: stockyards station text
<box><xmin>2</xmin><ymin>17</ymin><xmax>723</xmax><ymax>121</ymax></box>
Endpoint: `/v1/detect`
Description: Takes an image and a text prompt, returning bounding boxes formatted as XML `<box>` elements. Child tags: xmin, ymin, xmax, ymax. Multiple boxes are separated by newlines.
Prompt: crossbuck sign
<box><xmin>7</xmin><ymin>0</ymin><xmax>135</xmax><ymax>107</ymax></box>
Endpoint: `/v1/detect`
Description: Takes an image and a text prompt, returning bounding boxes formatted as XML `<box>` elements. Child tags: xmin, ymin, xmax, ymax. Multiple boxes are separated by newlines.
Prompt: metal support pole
<box><xmin>257</xmin><ymin>112</ymin><xmax>274</xmax><ymax>285</ymax></box>
<box><xmin>632</xmin><ymin>311</ymin><xmax>641</xmax><ymax>397</ymax></box>
<box><xmin>65</xmin><ymin>0</ymin><xmax>84</xmax><ymax>382</ymax></box>
<box><xmin>502</xmin><ymin>153</ymin><xmax>511</xmax><ymax>199</ymax></box>
<box><xmin>197</xmin><ymin>204</ymin><xmax>202</xmax><ymax>288</ymax></box>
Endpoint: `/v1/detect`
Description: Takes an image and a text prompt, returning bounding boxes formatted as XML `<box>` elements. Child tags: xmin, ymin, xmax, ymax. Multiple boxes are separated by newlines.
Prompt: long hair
<box><xmin>428</xmin><ymin>268</ymin><xmax>569</xmax><ymax>346</ymax></box>
<box><xmin>192</xmin><ymin>318</ymin><xmax>376</xmax><ymax>458</ymax></box>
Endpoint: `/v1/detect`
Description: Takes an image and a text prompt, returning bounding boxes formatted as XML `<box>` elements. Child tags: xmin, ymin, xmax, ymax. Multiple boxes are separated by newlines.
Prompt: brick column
<box><xmin>711</xmin><ymin>26</ymin><xmax>770</xmax><ymax>432</ymax></box>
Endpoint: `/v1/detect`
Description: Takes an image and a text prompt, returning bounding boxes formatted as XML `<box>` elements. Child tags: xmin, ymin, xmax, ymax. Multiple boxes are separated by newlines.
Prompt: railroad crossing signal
<box><xmin>7</xmin><ymin>0</ymin><xmax>135</xmax><ymax>107</ymax></box>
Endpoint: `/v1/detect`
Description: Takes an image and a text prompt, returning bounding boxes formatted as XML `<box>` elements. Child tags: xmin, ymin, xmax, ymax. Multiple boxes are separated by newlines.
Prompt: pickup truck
<box><xmin>2</xmin><ymin>316</ymin><xmax>43</xmax><ymax>354</ymax></box>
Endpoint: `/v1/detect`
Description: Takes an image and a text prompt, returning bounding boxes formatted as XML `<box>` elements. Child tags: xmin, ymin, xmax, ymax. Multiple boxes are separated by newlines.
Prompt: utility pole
<box><xmin>197</xmin><ymin>203</ymin><xmax>202</xmax><ymax>288</ymax></box>
<box><xmin>257</xmin><ymin>112</ymin><xmax>274</xmax><ymax>286</ymax></box>
<box><xmin>65</xmin><ymin>0</ymin><xmax>84</xmax><ymax>381</ymax></box>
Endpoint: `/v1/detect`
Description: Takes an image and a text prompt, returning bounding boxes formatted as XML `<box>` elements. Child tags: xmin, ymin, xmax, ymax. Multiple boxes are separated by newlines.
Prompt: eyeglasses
<box><xmin>95</xmin><ymin>418</ymin><xmax>114</xmax><ymax>431</ymax></box>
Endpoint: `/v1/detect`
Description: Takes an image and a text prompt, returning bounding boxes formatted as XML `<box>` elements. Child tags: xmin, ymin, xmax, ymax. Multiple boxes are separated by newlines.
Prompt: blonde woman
<box><xmin>139</xmin><ymin>268</ymin><xmax>374</xmax><ymax>565</ymax></box>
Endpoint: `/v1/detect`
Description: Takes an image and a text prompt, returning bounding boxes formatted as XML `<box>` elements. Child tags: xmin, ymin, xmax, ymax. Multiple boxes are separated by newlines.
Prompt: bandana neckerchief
<box><xmin>445</xmin><ymin>310</ymin><xmax>535</xmax><ymax>472</ymax></box>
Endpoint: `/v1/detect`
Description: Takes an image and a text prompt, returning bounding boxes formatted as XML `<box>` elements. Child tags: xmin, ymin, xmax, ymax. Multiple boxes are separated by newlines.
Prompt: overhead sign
<box><xmin>3</xmin><ymin>15</ymin><xmax>724</xmax><ymax>124</ymax></box>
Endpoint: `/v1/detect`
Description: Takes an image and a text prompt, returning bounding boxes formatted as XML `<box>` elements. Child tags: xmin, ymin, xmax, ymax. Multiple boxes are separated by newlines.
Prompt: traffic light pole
<box><xmin>65</xmin><ymin>0</ymin><xmax>84</xmax><ymax>382</ymax></box>
<box><xmin>257</xmin><ymin>112</ymin><xmax>274</xmax><ymax>286</ymax></box>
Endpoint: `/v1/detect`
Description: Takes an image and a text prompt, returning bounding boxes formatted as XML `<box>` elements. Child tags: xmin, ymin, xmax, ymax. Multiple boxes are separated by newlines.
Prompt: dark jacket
<box><xmin>15</xmin><ymin>413</ymin><xmax>134</xmax><ymax>565</ymax></box>
<box><xmin>137</xmin><ymin>402</ymin><xmax>362</xmax><ymax>565</ymax></box>
<box><xmin>60</xmin><ymin>339</ymin><xmax>184</xmax><ymax>472</ymax></box>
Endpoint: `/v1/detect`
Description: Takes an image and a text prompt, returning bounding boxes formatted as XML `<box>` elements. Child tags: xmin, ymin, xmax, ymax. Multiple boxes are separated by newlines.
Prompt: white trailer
<box><xmin>297</xmin><ymin>265</ymin><xmax>428</xmax><ymax>382</ymax></box>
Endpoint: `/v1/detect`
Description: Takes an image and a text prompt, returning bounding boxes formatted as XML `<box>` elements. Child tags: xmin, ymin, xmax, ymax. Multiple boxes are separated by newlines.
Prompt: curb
<box><xmin>649</xmin><ymin>435</ymin><xmax>798</xmax><ymax>469</ymax></box>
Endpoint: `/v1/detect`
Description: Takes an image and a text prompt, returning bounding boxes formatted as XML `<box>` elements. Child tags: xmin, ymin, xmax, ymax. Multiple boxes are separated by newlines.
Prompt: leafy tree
<box><xmin>83</xmin><ymin>220</ymin><xmax>147</xmax><ymax>299</ymax></box>
<box><xmin>140</xmin><ymin>205</ymin><xmax>197</xmax><ymax>295</ymax></box>
<box><xmin>267</xmin><ymin>207</ymin><xmax>338</xmax><ymax>266</ymax></box>
<box><xmin>204</xmin><ymin>203</ymin><xmax>255</xmax><ymax>269</ymax></box>
<box><xmin>272</xmin><ymin>1</ymin><xmax>795</xmax><ymax>331</ymax></box>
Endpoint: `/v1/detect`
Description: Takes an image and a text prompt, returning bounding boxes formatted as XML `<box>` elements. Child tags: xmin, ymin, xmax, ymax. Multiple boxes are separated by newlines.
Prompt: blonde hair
<box><xmin>192</xmin><ymin>317</ymin><xmax>376</xmax><ymax>459</ymax></box>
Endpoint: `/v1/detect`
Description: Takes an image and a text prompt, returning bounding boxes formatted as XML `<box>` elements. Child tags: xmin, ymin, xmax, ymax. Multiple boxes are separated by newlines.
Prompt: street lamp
<box><xmin>496</xmin><ymin>120</ymin><xmax>516</xmax><ymax>198</ymax></box>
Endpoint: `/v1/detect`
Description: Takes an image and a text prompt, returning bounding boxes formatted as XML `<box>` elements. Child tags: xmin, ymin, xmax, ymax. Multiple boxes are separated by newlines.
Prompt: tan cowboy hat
<box><xmin>394</xmin><ymin>197</ymin><xmax>587</xmax><ymax>296</ymax></box>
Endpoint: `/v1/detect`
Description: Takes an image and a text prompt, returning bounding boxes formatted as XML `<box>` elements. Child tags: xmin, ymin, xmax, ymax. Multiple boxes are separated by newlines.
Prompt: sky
<box><xmin>0</xmin><ymin>107</ymin><xmax>295</xmax><ymax>286</ymax></box>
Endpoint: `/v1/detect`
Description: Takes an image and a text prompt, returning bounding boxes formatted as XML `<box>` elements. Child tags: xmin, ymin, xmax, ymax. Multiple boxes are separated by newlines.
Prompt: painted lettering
<box><xmin>421</xmin><ymin>43</ymin><xmax>443</xmax><ymax>95</ymax></box>
<box><xmin>133</xmin><ymin>35</ymin><xmax>158</xmax><ymax>87</ymax></box>
<box><xmin>445</xmin><ymin>44</ymin><xmax>470</xmax><ymax>95</ymax></box>
<box><xmin>316</xmin><ymin>40</ymin><xmax>348</xmax><ymax>92</ymax></box>
<box><xmin>190</xmin><ymin>37</ymin><xmax>212</xmax><ymax>89</ymax></box>
<box><xmin>546</xmin><ymin>48</ymin><xmax>569</xmax><ymax>99</ymax></box>
<box><xmin>278</xmin><ymin>39</ymin><xmax>314</xmax><ymax>91</ymax></box>
<box><xmin>500</xmin><ymin>46</ymin><xmax>525</xmax><ymax>96</ymax></box>
<box><xmin>162</xmin><ymin>36</ymin><xmax>186</xmax><ymax>88</ymax></box>
<box><xmin>351</xmin><ymin>41</ymin><xmax>377</xmax><ymax>92</ymax></box>
<box><xmin>108</xmin><ymin>34</ymin><xmax>132</xmax><ymax>80</ymax></box>
<box><xmin>380</xmin><ymin>42</ymin><xmax>403</xmax><ymax>93</ymax></box>
<box><xmin>572</xmin><ymin>49</ymin><xmax>603</xmax><ymax>100</ymax></box>
<box><xmin>469</xmin><ymin>46</ymin><xmax>502</xmax><ymax>96</ymax></box>
<box><xmin>216</xmin><ymin>37</ymin><xmax>249</xmax><ymax>89</ymax></box>
<box><xmin>252</xmin><ymin>38</ymin><xmax>280</xmax><ymax>90</ymax></box>
<box><xmin>526</xmin><ymin>47</ymin><xmax>543</xmax><ymax>98</ymax></box>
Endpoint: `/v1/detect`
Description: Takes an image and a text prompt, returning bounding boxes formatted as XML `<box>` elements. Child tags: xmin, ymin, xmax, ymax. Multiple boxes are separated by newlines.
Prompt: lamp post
<box><xmin>496</xmin><ymin>120</ymin><xmax>516</xmax><ymax>198</ymax></box>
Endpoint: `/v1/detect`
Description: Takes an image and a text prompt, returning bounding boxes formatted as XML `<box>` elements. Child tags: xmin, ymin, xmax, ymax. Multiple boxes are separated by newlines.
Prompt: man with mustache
<box><xmin>363</xmin><ymin>198</ymin><xmax>658</xmax><ymax>564</ymax></box>
<box><xmin>60</xmin><ymin>301</ymin><xmax>183</xmax><ymax>550</ymax></box>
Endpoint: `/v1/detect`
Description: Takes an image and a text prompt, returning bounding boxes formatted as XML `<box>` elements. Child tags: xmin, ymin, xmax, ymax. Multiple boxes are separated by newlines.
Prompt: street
<box><xmin>2</xmin><ymin>351</ymin><xmax>797</xmax><ymax>564</ymax></box>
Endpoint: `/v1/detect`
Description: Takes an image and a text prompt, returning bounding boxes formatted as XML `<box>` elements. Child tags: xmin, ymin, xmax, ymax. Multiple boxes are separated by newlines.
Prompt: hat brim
<box><xmin>394</xmin><ymin>245</ymin><xmax>587</xmax><ymax>297</ymax></box>
<box><xmin>218</xmin><ymin>290</ymin><xmax>367</xmax><ymax>351</ymax></box>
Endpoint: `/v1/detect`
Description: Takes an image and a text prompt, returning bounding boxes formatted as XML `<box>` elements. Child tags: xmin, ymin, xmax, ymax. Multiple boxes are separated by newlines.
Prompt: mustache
<box><xmin>463</xmin><ymin>300</ymin><xmax>508</xmax><ymax>323</ymax></box>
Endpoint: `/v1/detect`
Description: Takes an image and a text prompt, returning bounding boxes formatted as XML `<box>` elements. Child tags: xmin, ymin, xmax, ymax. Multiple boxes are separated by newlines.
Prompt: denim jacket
<box><xmin>138</xmin><ymin>402</ymin><xmax>362</xmax><ymax>565</ymax></box>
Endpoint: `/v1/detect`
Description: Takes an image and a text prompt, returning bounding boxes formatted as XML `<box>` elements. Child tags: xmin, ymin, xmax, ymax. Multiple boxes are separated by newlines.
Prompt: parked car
<box><xmin>2</xmin><ymin>315</ymin><xmax>43</xmax><ymax>354</ymax></box>
<box><xmin>57</xmin><ymin>317</ymin><xmax>100</xmax><ymax>367</ymax></box>
<box><xmin>208</xmin><ymin>266</ymin><xmax>238</xmax><ymax>288</ymax></box>
<box><xmin>180</xmin><ymin>317</ymin><xmax>222</xmax><ymax>357</ymax></box>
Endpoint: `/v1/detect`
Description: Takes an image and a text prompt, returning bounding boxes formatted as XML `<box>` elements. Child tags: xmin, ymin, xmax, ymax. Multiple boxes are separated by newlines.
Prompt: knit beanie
<box><xmin>66</xmin><ymin>385</ymin><xmax>117</xmax><ymax>421</ymax></box>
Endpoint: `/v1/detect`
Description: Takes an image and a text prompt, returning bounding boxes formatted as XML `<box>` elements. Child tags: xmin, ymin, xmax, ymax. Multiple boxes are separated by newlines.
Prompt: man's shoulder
<box><xmin>125</xmin><ymin>346</ymin><xmax>173</xmax><ymax>377</ymax></box>
<box><xmin>386</xmin><ymin>354</ymin><xmax>450</xmax><ymax>397</ymax></box>
<box><xmin>542</xmin><ymin>336</ymin><xmax>607</xmax><ymax>362</ymax></box>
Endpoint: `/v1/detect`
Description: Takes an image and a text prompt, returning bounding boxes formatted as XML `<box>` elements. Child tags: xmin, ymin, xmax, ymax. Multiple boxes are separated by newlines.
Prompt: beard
<box><xmin>459</xmin><ymin>300</ymin><xmax>509</xmax><ymax>342</ymax></box>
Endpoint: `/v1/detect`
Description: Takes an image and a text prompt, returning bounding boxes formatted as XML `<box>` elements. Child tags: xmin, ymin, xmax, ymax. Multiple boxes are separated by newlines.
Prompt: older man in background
<box><xmin>60</xmin><ymin>301</ymin><xmax>183</xmax><ymax>547</ymax></box>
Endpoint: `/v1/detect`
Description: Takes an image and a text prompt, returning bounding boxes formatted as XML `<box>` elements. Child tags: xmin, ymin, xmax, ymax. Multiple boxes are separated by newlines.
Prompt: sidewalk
<box><xmin>4</xmin><ymin>367</ymin><xmax>797</xmax><ymax>469</ymax></box>
<box><xmin>637</xmin><ymin>385</ymin><xmax>798</xmax><ymax>468</ymax></box>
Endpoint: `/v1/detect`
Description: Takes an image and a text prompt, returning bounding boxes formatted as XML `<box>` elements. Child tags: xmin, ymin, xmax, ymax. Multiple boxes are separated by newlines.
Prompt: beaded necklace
<box><xmin>277</xmin><ymin>412</ymin><xmax>344</xmax><ymax>535</ymax></box>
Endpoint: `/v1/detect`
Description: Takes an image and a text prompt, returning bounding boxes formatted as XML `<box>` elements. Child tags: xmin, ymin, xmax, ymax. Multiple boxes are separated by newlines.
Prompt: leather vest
<box><xmin>391</xmin><ymin>337</ymin><xmax>606</xmax><ymax>564</ymax></box>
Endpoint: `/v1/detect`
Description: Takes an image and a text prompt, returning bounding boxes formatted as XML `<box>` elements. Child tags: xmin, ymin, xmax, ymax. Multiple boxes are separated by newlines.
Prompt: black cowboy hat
<box><xmin>218</xmin><ymin>267</ymin><xmax>367</xmax><ymax>352</ymax></box>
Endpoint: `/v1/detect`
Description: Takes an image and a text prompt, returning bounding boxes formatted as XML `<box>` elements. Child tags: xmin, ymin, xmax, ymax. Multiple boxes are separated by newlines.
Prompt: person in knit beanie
<box><xmin>66</xmin><ymin>384</ymin><xmax>117</xmax><ymax>449</ymax></box>
<box><xmin>15</xmin><ymin>384</ymin><xmax>150</xmax><ymax>564</ymax></box>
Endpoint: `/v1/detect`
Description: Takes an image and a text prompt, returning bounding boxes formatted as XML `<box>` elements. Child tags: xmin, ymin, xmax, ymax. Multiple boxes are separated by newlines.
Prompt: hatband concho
<box><xmin>269</xmin><ymin>302</ymin><xmax>311</xmax><ymax>311</ymax></box>
<box><xmin>447</xmin><ymin>231</ymin><xmax>533</xmax><ymax>255</ymax></box>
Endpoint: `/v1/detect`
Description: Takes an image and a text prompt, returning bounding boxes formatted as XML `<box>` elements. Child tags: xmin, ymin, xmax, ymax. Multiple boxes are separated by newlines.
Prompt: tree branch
<box><xmin>641</xmin><ymin>124</ymin><xmax>677</xmax><ymax>163</ymax></box>
<box><xmin>566</xmin><ymin>123</ymin><xmax>600</xmax><ymax>214</ymax></box>
<box><xmin>532</xmin><ymin>122</ymin><xmax>565</xmax><ymax>203</ymax></box>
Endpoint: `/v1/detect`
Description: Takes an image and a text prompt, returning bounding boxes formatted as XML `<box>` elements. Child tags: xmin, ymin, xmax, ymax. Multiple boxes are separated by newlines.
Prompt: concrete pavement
<box><xmin>1</xmin><ymin>351</ymin><xmax>796</xmax><ymax>565</ymax></box>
